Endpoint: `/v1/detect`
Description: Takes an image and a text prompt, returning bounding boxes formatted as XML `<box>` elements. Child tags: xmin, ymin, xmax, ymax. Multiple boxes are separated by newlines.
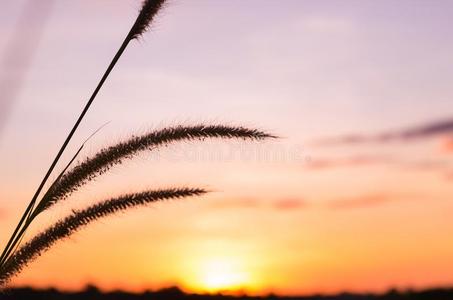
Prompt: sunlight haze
<box><xmin>0</xmin><ymin>0</ymin><xmax>453</xmax><ymax>296</ymax></box>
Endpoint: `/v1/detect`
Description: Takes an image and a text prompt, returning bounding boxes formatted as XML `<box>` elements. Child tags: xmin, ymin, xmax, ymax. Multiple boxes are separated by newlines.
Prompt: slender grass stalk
<box><xmin>0</xmin><ymin>188</ymin><xmax>206</xmax><ymax>286</ymax></box>
<box><xmin>31</xmin><ymin>122</ymin><xmax>111</xmax><ymax>217</ymax></box>
<box><xmin>33</xmin><ymin>125</ymin><xmax>274</xmax><ymax>216</ymax></box>
<box><xmin>0</xmin><ymin>0</ymin><xmax>167</xmax><ymax>268</ymax></box>
<box><xmin>0</xmin><ymin>139</ymin><xmax>87</xmax><ymax>267</ymax></box>
<box><xmin>0</xmin><ymin>0</ymin><xmax>276</xmax><ymax>289</ymax></box>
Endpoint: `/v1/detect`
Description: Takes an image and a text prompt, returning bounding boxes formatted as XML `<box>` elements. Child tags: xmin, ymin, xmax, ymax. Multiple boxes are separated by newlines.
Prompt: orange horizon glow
<box><xmin>1</xmin><ymin>0</ymin><xmax>453</xmax><ymax>296</ymax></box>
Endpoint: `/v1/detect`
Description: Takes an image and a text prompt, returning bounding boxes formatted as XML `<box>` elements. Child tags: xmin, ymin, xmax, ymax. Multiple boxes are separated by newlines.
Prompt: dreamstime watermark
<box><xmin>147</xmin><ymin>141</ymin><xmax>311</xmax><ymax>164</ymax></box>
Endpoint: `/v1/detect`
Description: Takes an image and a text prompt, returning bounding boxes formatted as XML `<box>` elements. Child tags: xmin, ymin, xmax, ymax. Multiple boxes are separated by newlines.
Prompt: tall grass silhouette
<box><xmin>0</xmin><ymin>188</ymin><xmax>207</xmax><ymax>286</ymax></box>
<box><xmin>0</xmin><ymin>0</ymin><xmax>274</xmax><ymax>287</ymax></box>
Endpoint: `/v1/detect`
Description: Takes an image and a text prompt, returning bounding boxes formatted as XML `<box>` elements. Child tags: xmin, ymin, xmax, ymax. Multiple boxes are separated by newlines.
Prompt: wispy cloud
<box><xmin>273</xmin><ymin>198</ymin><xmax>306</xmax><ymax>211</ymax></box>
<box><xmin>307</xmin><ymin>154</ymin><xmax>452</xmax><ymax>173</ymax></box>
<box><xmin>306</xmin><ymin>155</ymin><xmax>394</xmax><ymax>170</ymax></box>
<box><xmin>206</xmin><ymin>197</ymin><xmax>307</xmax><ymax>212</ymax></box>
<box><xmin>441</xmin><ymin>136</ymin><xmax>453</xmax><ymax>153</ymax></box>
<box><xmin>327</xmin><ymin>194</ymin><xmax>393</xmax><ymax>210</ymax></box>
<box><xmin>315</xmin><ymin>117</ymin><xmax>453</xmax><ymax>146</ymax></box>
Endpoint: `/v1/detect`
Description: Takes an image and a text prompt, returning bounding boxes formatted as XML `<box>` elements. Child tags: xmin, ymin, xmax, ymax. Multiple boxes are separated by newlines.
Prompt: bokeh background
<box><xmin>0</xmin><ymin>0</ymin><xmax>453</xmax><ymax>296</ymax></box>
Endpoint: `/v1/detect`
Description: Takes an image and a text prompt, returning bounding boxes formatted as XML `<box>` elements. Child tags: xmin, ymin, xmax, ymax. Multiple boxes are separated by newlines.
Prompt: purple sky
<box><xmin>1</xmin><ymin>0</ymin><xmax>453</xmax><ymax>295</ymax></box>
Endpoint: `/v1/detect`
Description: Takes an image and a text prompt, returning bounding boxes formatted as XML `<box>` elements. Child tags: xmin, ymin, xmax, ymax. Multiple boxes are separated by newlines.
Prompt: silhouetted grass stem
<box><xmin>34</xmin><ymin>125</ymin><xmax>274</xmax><ymax>215</ymax></box>
<box><xmin>0</xmin><ymin>188</ymin><xmax>205</xmax><ymax>286</ymax></box>
<box><xmin>0</xmin><ymin>0</ymin><xmax>168</xmax><ymax>268</ymax></box>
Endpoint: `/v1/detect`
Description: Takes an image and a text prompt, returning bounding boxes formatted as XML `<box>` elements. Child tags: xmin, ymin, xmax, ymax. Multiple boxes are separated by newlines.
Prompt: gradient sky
<box><xmin>1</xmin><ymin>0</ymin><xmax>453</xmax><ymax>296</ymax></box>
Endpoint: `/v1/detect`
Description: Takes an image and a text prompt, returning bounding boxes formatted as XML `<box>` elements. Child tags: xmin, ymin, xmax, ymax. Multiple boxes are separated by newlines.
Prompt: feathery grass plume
<box><xmin>0</xmin><ymin>187</ymin><xmax>206</xmax><ymax>286</ymax></box>
<box><xmin>33</xmin><ymin>125</ymin><xmax>275</xmax><ymax>216</ymax></box>
<box><xmin>129</xmin><ymin>0</ymin><xmax>167</xmax><ymax>40</ymax></box>
<box><xmin>0</xmin><ymin>0</ymin><xmax>169</xmax><ymax>268</ymax></box>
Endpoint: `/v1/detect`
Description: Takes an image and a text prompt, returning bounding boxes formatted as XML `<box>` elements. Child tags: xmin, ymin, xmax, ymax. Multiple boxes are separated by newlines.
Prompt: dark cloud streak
<box><xmin>315</xmin><ymin>117</ymin><xmax>453</xmax><ymax>146</ymax></box>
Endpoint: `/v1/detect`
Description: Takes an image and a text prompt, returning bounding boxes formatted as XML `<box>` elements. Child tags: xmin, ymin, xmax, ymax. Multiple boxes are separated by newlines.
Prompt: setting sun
<box><xmin>188</xmin><ymin>257</ymin><xmax>251</xmax><ymax>294</ymax></box>
<box><xmin>1</xmin><ymin>0</ymin><xmax>453</xmax><ymax>299</ymax></box>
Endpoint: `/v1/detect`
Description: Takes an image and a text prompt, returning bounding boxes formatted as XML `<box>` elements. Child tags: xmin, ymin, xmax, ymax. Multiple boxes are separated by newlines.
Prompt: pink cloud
<box><xmin>273</xmin><ymin>198</ymin><xmax>306</xmax><ymax>211</ymax></box>
<box><xmin>441</xmin><ymin>136</ymin><xmax>453</xmax><ymax>153</ymax></box>
<box><xmin>306</xmin><ymin>155</ymin><xmax>393</xmax><ymax>170</ymax></box>
<box><xmin>206</xmin><ymin>197</ymin><xmax>308</xmax><ymax>212</ymax></box>
<box><xmin>328</xmin><ymin>194</ymin><xmax>392</xmax><ymax>210</ymax></box>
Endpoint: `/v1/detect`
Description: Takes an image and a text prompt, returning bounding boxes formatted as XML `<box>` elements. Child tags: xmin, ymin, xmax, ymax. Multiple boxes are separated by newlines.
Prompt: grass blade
<box><xmin>0</xmin><ymin>187</ymin><xmax>206</xmax><ymax>286</ymax></box>
<box><xmin>0</xmin><ymin>0</ymin><xmax>168</xmax><ymax>267</ymax></box>
<box><xmin>34</xmin><ymin>125</ymin><xmax>275</xmax><ymax>215</ymax></box>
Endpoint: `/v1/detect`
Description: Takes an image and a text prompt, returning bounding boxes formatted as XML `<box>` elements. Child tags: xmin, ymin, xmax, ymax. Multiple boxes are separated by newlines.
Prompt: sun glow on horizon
<box><xmin>186</xmin><ymin>256</ymin><xmax>252</xmax><ymax>294</ymax></box>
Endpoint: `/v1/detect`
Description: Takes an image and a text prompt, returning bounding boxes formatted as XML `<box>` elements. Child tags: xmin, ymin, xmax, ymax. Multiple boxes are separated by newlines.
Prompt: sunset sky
<box><xmin>1</xmin><ymin>0</ymin><xmax>453</xmax><ymax>296</ymax></box>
